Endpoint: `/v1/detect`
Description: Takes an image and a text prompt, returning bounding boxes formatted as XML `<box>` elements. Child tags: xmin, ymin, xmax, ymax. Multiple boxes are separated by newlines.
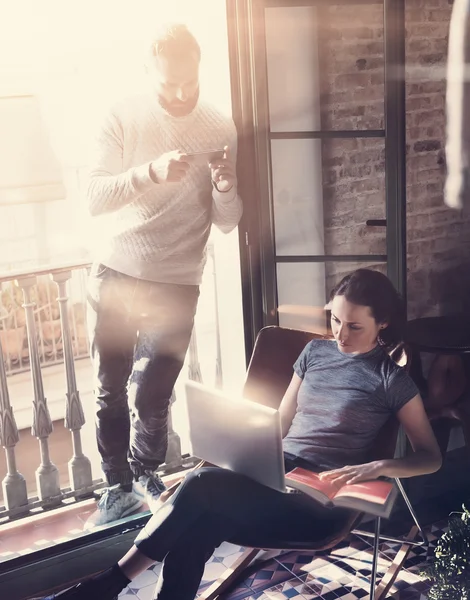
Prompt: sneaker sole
<box><xmin>120</xmin><ymin>498</ymin><xmax>144</xmax><ymax>518</ymax></box>
<box><xmin>83</xmin><ymin>498</ymin><xmax>144</xmax><ymax>530</ymax></box>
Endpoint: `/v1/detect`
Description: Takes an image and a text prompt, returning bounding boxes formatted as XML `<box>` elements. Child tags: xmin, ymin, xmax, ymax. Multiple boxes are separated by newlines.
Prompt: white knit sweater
<box><xmin>86</xmin><ymin>93</ymin><xmax>243</xmax><ymax>284</ymax></box>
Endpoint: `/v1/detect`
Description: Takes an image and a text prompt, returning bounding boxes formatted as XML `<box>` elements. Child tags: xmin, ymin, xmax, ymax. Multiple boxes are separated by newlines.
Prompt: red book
<box><xmin>285</xmin><ymin>467</ymin><xmax>398</xmax><ymax>518</ymax></box>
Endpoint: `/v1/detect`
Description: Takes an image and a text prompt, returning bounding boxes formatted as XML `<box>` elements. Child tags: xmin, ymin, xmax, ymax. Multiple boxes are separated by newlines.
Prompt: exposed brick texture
<box><xmin>317</xmin><ymin>0</ymin><xmax>470</xmax><ymax>316</ymax></box>
<box><xmin>405</xmin><ymin>0</ymin><xmax>470</xmax><ymax>318</ymax></box>
<box><xmin>318</xmin><ymin>3</ymin><xmax>386</xmax><ymax>293</ymax></box>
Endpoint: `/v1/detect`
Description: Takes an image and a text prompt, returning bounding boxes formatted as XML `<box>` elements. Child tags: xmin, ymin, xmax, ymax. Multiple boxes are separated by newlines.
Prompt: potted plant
<box><xmin>423</xmin><ymin>504</ymin><xmax>470</xmax><ymax>599</ymax></box>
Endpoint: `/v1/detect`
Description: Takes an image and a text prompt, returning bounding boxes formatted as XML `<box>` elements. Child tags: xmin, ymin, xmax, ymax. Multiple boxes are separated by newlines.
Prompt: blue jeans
<box><xmin>135</xmin><ymin>466</ymin><xmax>354</xmax><ymax>600</ymax></box>
<box><xmin>87</xmin><ymin>263</ymin><xmax>199</xmax><ymax>486</ymax></box>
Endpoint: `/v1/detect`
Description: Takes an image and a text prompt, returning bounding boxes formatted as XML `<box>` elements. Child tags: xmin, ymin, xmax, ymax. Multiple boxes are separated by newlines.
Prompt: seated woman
<box><xmin>40</xmin><ymin>268</ymin><xmax>442</xmax><ymax>600</ymax></box>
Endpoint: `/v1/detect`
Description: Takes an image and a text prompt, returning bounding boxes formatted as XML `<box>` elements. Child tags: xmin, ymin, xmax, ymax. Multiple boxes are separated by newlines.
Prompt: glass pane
<box><xmin>271</xmin><ymin>139</ymin><xmax>325</xmax><ymax>256</ymax></box>
<box><xmin>265</xmin><ymin>6</ymin><xmax>321</xmax><ymax>132</ymax></box>
<box><xmin>322</xmin><ymin>137</ymin><xmax>386</xmax><ymax>255</ymax></box>
<box><xmin>265</xmin><ymin>5</ymin><xmax>384</xmax><ymax>132</ymax></box>
<box><xmin>276</xmin><ymin>261</ymin><xmax>387</xmax><ymax>331</ymax></box>
<box><xmin>271</xmin><ymin>138</ymin><xmax>386</xmax><ymax>256</ymax></box>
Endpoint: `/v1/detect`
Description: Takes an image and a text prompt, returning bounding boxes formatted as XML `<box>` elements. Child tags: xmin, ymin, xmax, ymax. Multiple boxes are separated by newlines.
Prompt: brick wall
<box><xmin>405</xmin><ymin>0</ymin><xmax>470</xmax><ymax>318</ymax></box>
<box><xmin>318</xmin><ymin>3</ymin><xmax>387</xmax><ymax>292</ymax></box>
<box><xmin>317</xmin><ymin>0</ymin><xmax>470</xmax><ymax>315</ymax></box>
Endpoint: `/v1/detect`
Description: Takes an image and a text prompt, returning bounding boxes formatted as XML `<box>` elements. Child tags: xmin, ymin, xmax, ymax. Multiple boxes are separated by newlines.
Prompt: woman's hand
<box><xmin>318</xmin><ymin>460</ymin><xmax>384</xmax><ymax>486</ymax></box>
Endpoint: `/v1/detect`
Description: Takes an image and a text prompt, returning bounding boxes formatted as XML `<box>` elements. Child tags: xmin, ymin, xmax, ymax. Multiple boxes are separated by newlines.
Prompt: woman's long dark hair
<box><xmin>329</xmin><ymin>269</ymin><xmax>406</xmax><ymax>351</ymax></box>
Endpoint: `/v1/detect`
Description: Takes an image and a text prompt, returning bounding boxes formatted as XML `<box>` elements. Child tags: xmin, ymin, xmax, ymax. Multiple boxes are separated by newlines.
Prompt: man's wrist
<box><xmin>212</xmin><ymin>180</ymin><xmax>234</xmax><ymax>193</ymax></box>
<box><xmin>149</xmin><ymin>162</ymin><xmax>159</xmax><ymax>184</ymax></box>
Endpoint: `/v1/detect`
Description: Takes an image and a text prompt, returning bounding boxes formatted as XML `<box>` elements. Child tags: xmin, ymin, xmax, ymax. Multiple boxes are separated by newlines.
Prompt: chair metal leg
<box><xmin>351</xmin><ymin>528</ymin><xmax>424</xmax><ymax>547</ymax></box>
<box><xmin>352</xmin><ymin>478</ymin><xmax>428</xmax><ymax>548</ymax></box>
<box><xmin>370</xmin><ymin>517</ymin><xmax>381</xmax><ymax>600</ymax></box>
<box><xmin>394</xmin><ymin>478</ymin><xmax>428</xmax><ymax>545</ymax></box>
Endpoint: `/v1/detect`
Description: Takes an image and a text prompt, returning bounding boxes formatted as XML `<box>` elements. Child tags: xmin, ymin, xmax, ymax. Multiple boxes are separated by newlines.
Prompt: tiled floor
<box><xmin>2</xmin><ymin>496</ymin><xmax>445</xmax><ymax>599</ymax></box>
<box><xmin>116</xmin><ymin>520</ymin><xmax>445</xmax><ymax>600</ymax></box>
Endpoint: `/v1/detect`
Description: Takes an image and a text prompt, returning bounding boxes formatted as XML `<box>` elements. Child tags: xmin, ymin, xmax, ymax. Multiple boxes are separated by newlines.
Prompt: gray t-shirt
<box><xmin>282</xmin><ymin>340</ymin><xmax>418</xmax><ymax>470</ymax></box>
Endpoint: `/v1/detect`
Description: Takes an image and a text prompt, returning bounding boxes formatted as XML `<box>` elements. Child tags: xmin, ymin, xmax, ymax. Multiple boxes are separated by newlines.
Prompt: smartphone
<box><xmin>186</xmin><ymin>149</ymin><xmax>225</xmax><ymax>166</ymax></box>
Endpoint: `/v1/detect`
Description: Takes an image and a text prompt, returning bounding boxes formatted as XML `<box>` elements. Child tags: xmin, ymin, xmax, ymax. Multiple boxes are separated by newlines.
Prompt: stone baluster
<box><xmin>188</xmin><ymin>328</ymin><xmax>203</xmax><ymax>383</ymax></box>
<box><xmin>18</xmin><ymin>276</ymin><xmax>61</xmax><ymax>504</ymax></box>
<box><xmin>52</xmin><ymin>272</ymin><xmax>92</xmax><ymax>494</ymax></box>
<box><xmin>0</xmin><ymin>336</ymin><xmax>28</xmax><ymax>512</ymax></box>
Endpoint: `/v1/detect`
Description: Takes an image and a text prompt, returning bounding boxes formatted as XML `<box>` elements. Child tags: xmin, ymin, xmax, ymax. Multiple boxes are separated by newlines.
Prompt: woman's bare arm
<box><xmin>377</xmin><ymin>393</ymin><xmax>442</xmax><ymax>478</ymax></box>
<box><xmin>319</xmin><ymin>394</ymin><xmax>442</xmax><ymax>485</ymax></box>
<box><xmin>279</xmin><ymin>373</ymin><xmax>302</xmax><ymax>437</ymax></box>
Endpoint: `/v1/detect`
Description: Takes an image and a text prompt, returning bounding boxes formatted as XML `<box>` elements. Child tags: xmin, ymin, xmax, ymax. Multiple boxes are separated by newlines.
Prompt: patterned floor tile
<box><xmin>113</xmin><ymin>518</ymin><xmax>443</xmax><ymax>600</ymax></box>
<box><xmin>118</xmin><ymin>589</ymin><xmax>137</xmax><ymax>599</ymax></box>
<box><xmin>258</xmin><ymin>589</ymin><xmax>289</xmax><ymax>600</ymax></box>
<box><xmin>331</xmin><ymin>592</ymin><xmax>369</xmax><ymax>600</ymax></box>
<box><xmin>330</xmin><ymin>544</ymin><xmax>363</xmax><ymax>560</ymax></box>
<box><xmin>298</xmin><ymin>572</ymin><xmax>345</xmax><ymax>599</ymax></box>
<box><xmin>270</xmin><ymin>540</ymin><xmax>435</xmax><ymax>600</ymax></box>
<box><xmin>202</xmin><ymin>558</ymin><xmax>232</xmax><ymax>582</ymax></box>
<box><xmin>128</xmin><ymin>567</ymin><xmax>159</xmax><ymax>591</ymax></box>
<box><xmin>214</xmin><ymin>542</ymin><xmax>245</xmax><ymax>558</ymax></box>
<box><xmin>249</xmin><ymin>580</ymin><xmax>307</xmax><ymax>600</ymax></box>
<box><xmin>220</xmin><ymin>549</ymin><xmax>251</xmax><ymax>568</ymax></box>
<box><xmin>280</xmin><ymin>576</ymin><xmax>333</xmax><ymax>599</ymax></box>
<box><xmin>148</xmin><ymin>562</ymin><xmax>162</xmax><ymax>578</ymax></box>
<box><xmin>199</xmin><ymin>581</ymin><xmax>254</xmax><ymax>600</ymax></box>
<box><xmin>132</xmin><ymin>583</ymin><xmax>157</xmax><ymax>600</ymax></box>
<box><xmin>240</xmin><ymin>559</ymin><xmax>295</xmax><ymax>593</ymax></box>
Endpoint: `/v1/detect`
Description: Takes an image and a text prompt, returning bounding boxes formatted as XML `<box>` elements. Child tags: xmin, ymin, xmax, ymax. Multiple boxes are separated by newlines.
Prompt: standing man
<box><xmin>85</xmin><ymin>23</ymin><xmax>242</xmax><ymax>529</ymax></box>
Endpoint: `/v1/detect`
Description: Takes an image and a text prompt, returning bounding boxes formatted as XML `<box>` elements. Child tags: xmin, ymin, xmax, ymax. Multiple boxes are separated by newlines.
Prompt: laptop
<box><xmin>185</xmin><ymin>380</ymin><xmax>286</xmax><ymax>491</ymax></box>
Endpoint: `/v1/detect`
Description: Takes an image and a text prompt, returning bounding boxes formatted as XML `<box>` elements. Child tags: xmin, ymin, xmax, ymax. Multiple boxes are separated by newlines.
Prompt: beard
<box><xmin>158</xmin><ymin>88</ymin><xmax>200</xmax><ymax>117</ymax></box>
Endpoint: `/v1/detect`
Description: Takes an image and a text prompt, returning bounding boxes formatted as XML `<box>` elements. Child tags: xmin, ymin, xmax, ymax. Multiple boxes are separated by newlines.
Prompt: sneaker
<box><xmin>133</xmin><ymin>471</ymin><xmax>166</xmax><ymax>513</ymax></box>
<box><xmin>83</xmin><ymin>484</ymin><xmax>143</xmax><ymax>530</ymax></box>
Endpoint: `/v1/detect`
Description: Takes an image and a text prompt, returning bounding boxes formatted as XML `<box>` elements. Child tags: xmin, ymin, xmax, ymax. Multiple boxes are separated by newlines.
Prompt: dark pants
<box><xmin>87</xmin><ymin>263</ymin><xmax>199</xmax><ymax>486</ymax></box>
<box><xmin>135</xmin><ymin>467</ymin><xmax>354</xmax><ymax>600</ymax></box>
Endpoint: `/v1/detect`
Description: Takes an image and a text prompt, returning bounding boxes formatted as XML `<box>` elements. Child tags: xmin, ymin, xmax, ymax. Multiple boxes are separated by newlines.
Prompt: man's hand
<box><xmin>318</xmin><ymin>461</ymin><xmax>384</xmax><ymax>486</ymax></box>
<box><xmin>210</xmin><ymin>145</ymin><xmax>237</xmax><ymax>193</ymax></box>
<box><xmin>150</xmin><ymin>151</ymin><xmax>190</xmax><ymax>184</ymax></box>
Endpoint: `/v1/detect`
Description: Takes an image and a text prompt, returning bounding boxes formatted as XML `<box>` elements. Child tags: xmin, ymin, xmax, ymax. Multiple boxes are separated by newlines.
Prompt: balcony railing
<box><xmin>1</xmin><ymin>266</ymin><xmax>90</xmax><ymax>377</ymax></box>
<box><xmin>0</xmin><ymin>244</ymin><xmax>222</xmax><ymax>521</ymax></box>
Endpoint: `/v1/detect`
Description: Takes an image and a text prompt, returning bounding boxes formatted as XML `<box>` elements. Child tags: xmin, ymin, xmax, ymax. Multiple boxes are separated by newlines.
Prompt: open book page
<box><xmin>333</xmin><ymin>480</ymin><xmax>394</xmax><ymax>504</ymax></box>
<box><xmin>285</xmin><ymin>467</ymin><xmax>397</xmax><ymax>518</ymax></box>
<box><xmin>285</xmin><ymin>468</ymin><xmax>341</xmax><ymax>501</ymax></box>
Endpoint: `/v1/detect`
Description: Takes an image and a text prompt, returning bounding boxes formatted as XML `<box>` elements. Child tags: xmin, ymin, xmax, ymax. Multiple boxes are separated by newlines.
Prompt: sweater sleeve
<box><xmin>86</xmin><ymin>112</ymin><xmax>156</xmax><ymax>216</ymax></box>
<box><xmin>210</xmin><ymin>129</ymin><xmax>243</xmax><ymax>233</ymax></box>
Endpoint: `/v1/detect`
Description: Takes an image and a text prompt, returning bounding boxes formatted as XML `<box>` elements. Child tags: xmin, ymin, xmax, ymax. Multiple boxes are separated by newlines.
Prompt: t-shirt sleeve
<box><xmin>293</xmin><ymin>341</ymin><xmax>314</xmax><ymax>379</ymax></box>
<box><xmin>386</xmin><ymin>367</ymin><xmax>419</xmax><ymax>412</ymax></box>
